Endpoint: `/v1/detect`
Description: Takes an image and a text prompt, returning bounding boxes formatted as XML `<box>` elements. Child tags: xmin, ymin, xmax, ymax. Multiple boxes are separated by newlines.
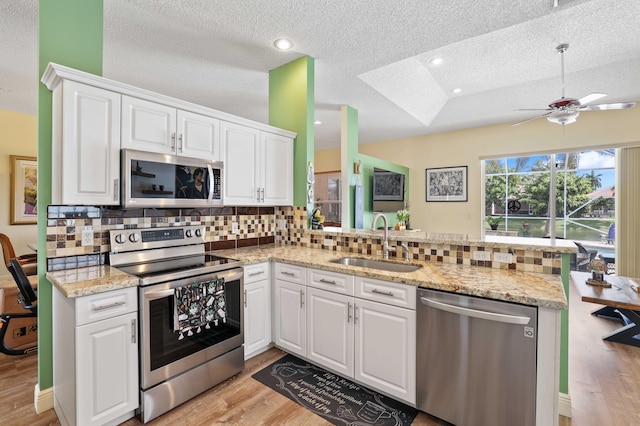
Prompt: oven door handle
<box><xmin>143</xmin><ymin>268</ymin><xmax>244</xmax><ymax>301</ymax></box>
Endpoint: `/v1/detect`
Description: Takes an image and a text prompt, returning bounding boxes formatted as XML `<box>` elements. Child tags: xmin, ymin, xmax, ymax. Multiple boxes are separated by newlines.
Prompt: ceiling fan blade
<box><xmin>580</xmin><ymin>102</ymin><xmax>636</xmax><ymax>111</ymax></box>
<box><xmin>515</xmin><ymin>108</ymin><xmax>552</xmax><ymax>111</ymax></box>
<box><xmin>577</xmin><ymin>93</ymin><xmax>607</xmax><ymax>105</ymax></box>
<box><xmin>511</xmin><ymin>112</ymin><xmax>552</xmax><ymax>127</ymax></box>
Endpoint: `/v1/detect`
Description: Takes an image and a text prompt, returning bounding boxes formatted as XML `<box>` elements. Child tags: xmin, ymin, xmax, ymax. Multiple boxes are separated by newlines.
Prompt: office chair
<box><xmin>0</xmin><ymin>233</ymin><xmax>37</xmax><ymax>276</ymax></box>
<box><xmin>0</xmin><ymin>259</ymin><xmax>38</xmax><ymax>355</ymax></box>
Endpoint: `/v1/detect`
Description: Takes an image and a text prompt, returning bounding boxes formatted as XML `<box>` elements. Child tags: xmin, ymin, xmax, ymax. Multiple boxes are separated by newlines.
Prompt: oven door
<box><xmin>139</xmin><ymin>267</ymin><xmax>243</xmax><ymax>390</ymax></box>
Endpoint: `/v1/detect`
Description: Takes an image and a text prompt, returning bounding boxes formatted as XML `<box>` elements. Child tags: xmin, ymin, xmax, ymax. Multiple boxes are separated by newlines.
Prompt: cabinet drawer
<box><xmin>307</xmin><ymin>268</ymin><xmax>354</xmax><ymax>296</ymax></box>
<box><xmin>355</xmin><ymin>276</ymin><xmax>416</xmax><ymax>310</ymax></box>
<box><xmin>274</xmin><ymin>263</ymin><xmax>306</xmax><ymax>285</ymax></box>
<box><xmin>244</xmin><ymin>262</ymin><xmax>270</xmax><ymax>284</ymax></box>
<box><xmin>76</xmin><ymin>287</ymin><xmax>138</xmax><ymax>326</ymax></box>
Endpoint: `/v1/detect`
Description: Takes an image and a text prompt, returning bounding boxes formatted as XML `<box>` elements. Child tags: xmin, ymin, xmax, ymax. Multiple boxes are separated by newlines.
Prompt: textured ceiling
<box><xmin>2</xmin><ymin>0</ymin><xmax>640</xmax><ymax>150</ymax></box>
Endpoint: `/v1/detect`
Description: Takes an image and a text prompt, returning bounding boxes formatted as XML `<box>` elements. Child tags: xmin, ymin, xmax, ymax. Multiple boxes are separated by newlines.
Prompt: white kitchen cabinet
<box><xmin>307</xmin><ymin>286</ymin><xmax>354</xmax><ymax>377</ymax></box>
<box><xmin>52</xmin><ymin>80</ymin><xmax>121</xmax><ymax>205</ymax></box>
<box><xmin>244</xmin><ymin>263</ymin><xmax>272</xmax><ymax>359</ymax></box>
<box><xmin>273</xmin><ymin>263</ymin><xmax>307</xmax><ymax>357</ymax></box>
<box><xmin>122</xmin><ymin>96</ymin><xmax>221</xmax><ymax>159</ymax></box>
<box><xmin>53</xmin><ymin>286</ymin><xmax>138</xmax><ymax>426</ymax></box>
<box><xmin>354</xmin><ymin>298</ymin><xmax>416</xmax><ymax>405</ymax></box>
<box><xmin>221</xmin><ymin>121</ymin><xmax>293</xmax><ymax>205</ymax></box>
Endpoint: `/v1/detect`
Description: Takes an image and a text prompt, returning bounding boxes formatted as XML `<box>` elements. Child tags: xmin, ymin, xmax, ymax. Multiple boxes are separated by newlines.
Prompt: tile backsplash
<box><xmin>46</xmin><ymin>205</ymin><xmax>562</xmax><ymax>275</ymax></box>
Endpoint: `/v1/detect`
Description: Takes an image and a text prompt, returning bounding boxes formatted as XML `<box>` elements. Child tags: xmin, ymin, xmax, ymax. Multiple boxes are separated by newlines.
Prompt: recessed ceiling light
<box><xmin>314</xmin><ymin>120</ymin><xmax>322</xmax><ymax>125</ymax></box>
<box><xmin>452</xmin><ymin>88</ymin><xmax>462</xmax><ymax>94</ymax></box>
<box><xmin>429</xmin><ymin>57</ymin><xmax>443</xmax><ymax>66</ymax></box>
<box><xmin>274</xmin><ymin>38</ymin><xmax>293</xmax><ymax>50</ymax></box>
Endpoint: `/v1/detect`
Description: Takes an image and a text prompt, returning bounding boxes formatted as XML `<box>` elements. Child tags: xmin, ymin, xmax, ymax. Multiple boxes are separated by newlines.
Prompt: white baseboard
<box><xmin>34</xmin><ymin>384</ymin><xmax>54</xmax><ymax>414</ymax></box>
<box><xmin>558</xmin><ymin>392</ymin><xmax>572</xmax><ymax>418</ymax></box>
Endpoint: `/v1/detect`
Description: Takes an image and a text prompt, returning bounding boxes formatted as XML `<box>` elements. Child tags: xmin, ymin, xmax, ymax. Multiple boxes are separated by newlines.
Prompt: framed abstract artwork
<box><xmin>10</xmin><ymin>155</ymin><xmax>37</xmax><ymax>225</ymax></box>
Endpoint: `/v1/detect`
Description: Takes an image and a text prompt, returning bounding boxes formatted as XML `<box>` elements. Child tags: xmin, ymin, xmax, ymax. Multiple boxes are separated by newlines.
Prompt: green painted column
<box><xmin>38</xmin><ymin>0</ymin><xmax>103</xmax><ymax>390</ymax></box>
<box><xmin>340</xmin><ymin>105</ymin><xmax>359</xmax><ymax>228</ymax></box>
<box><xmin>269</xmin><ymin>56</ymin><xmax>315</xmax><ymax>209</ymax></box>
<box><xmin>560</xmin><ymin>253</ymin><xmax>570</xmax><ymax>396</ymax></box>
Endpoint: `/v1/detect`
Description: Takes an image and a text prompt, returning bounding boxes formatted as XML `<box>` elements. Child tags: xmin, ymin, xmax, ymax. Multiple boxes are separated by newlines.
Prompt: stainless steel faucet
<box><xmin>372</xmin><ymin>213</ymin><xmax>392</xmax><ymax>259</ymax></box>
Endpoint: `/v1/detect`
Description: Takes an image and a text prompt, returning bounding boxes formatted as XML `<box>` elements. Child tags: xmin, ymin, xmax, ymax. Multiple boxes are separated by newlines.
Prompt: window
<box><xmin>484</xmin><ymin>150</ymin><xmax>616</xmax><ymax>247</ymax></box>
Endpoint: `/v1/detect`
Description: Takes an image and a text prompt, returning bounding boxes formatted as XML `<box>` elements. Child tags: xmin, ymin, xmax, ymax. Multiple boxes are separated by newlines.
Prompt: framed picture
<box><xmin>426</xmin><ymin>166</ymin><xmax>468</xmax><ymax>202</ymax></box>
<box><xmin>10</xmin><ymin>155</ymin><xmax>38</xmax><ymax>225</ymax></box>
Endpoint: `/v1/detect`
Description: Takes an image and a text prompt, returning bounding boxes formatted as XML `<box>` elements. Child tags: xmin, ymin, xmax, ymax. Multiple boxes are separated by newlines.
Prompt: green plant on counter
<box><xmin>486</xmin><ymin>216</ymin><xmax>502</xmax><ymax>230</ymax></box>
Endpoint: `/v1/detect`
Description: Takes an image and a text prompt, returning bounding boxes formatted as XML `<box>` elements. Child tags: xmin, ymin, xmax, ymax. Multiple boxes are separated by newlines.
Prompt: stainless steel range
<box><xmin>109</xmin><ymin>225</ymin><xmax>244</xmax><ymax>423</ymax></box>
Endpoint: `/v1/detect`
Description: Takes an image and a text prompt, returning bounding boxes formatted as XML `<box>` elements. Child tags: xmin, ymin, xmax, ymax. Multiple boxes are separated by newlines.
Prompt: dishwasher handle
<box><xmin>420</xmin><ymin>297</ymin><xmax>531</xmax><ymax>325</ymax></box>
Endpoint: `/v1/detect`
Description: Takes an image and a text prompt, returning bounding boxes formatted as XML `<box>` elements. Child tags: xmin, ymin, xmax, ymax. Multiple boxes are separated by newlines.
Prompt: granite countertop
<box><xmin>47</xmin><ymin>265</ymin><xmax>139</xmax><ymax>298</ymax></box>
<box><xmin>216</xmin><ymin>245</ymin><xmax>567</xmax><ymax>310</ymax></box>
<box><xmin>46</xmin><ymin>245</ymin><xmax>567</xmax><ymax>310</ymax></box>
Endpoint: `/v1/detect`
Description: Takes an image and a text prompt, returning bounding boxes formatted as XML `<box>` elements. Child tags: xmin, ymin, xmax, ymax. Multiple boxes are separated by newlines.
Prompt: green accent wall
<box><xmin>37</xmin><ymin>0</ymin><xmax>104</xmax><ymax>390</ymax></box>
<box><xmin>269</xmin><ymin>56</ymin><xmax>315</xmax><ymax>208</ymax></box>
<box><xmin>357</xmin><ymin>153</ymin><xmax>410</xmax><ymax>229</ymax></box>
<box><xmin>341</xmin><ymin>105</ymin><xmax>358</xmax><ymax>228</ymax></box>
<box><xmin>560</xmin><ymin>253</ymin><xmax>570</xmax><ymax>395</ymax></box>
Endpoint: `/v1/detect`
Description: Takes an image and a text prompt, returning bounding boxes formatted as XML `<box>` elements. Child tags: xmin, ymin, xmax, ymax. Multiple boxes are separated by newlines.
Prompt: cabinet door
<box><xmin>121</xmin><ymin>96</ymin><xmax>177</xmax><ymax>154</ymax></box>
<box><xmin>307</xmin><ymin>287</ymin><xmax>354</xmax><ymax>377</ymax></box>
<box><xmin>261</xmin><ymin>132</ymin><xmax>293</xmax><ymax>205</ymax></box>
<box><xmin>355</xmin><ymin>299</ymin><xmax>416</xmax><ymax>405</ymax></box>
<box><xmin>76</xmin><ymin>312</ymin><xmax>138</xmax><ymax>425</ymax></box>
<box><xmin>58</xmin><ymin>81</ymin><xmax>121</xmax><ymax>205</ymax></box>
<box><xmin>221</xmin><ymin>121</ymin><xmax>261</xmax><ymax>205</ymax></box>
<box><xmin>177</xmin><ymin>110</ymin><xmax>221</xmax><ymax>160</ymax></box>
<box><xmin>244</xmin><ymin>279</ymin><xmax>272</xmax><ymax>359</ymax></box>
<box><xmin>273</xmin><ymin>279</ymin><xmax>306</xmax><ymax>357</ymax></box>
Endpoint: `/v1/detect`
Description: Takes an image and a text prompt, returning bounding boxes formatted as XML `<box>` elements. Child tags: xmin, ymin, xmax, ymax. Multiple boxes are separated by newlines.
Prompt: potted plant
<box><xmin>486</xmin><ymin>216</ymin><xmax>502</xmax><ymax>230</ymax></box>
<box><xmin>521</xmin><ymin>221</ymin><xmax>531</xmax><ymax>237</ymax></box>
<box><xmin>396</xmin><ymin>209</ymin><xmax>410</xmax><ymax>230</ymax></box>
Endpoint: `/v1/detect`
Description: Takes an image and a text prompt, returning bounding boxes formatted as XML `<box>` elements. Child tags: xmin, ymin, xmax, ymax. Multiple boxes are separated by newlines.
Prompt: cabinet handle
<box><xmin>131</xmin><ymin>318</ymin><xmax>137</xmax><ymax>344</ymax></box>
<box><xmin>92</xmin><ymin>300</ymin><xmax>126</xmax><ymax>311</ymax></box>
<box><xmin>244</xmin><ymin>290</ymin><xmax>247</xmax><ymax>307</ymax></box>
<box><xmin>281</xmin><ymin>271</ymin><xmax>295</xmax><ymax>276</ymax></box>
<box><xmin>178</xmin><ymin>134</ymin><xmax>183</xmax><ymax>153</ymax></box>
<box><xmin>171</xmin><ymin>132</ymin><xmax>176</xmax><ymax>151</ymax></box>
<box><xmin>113</xmin><ymin>178</ymin><xmax>119</xmax><ymax>202</ymax></box>
<box><xmin>372</xmin><ymin>288</ymin><xmax>394</xmax><ymax>297</ymax></box>
<box><xmin>256</xmin><ymin>188</ymin><xmax>261</xmax><ymax>202</ymax></box>
<box><xmin>261</xmin><ymin>188</ymin><xmax>265</xmax><ymax>202</ymax></box>
<box><xmin>319</xmin><ymin>279</ymin><xmax>337</xmax><ymax>285</ymax></box>
<box><xmin>354</xmin><ymin>303</ymin><xmax>358</xmax><ymax>324</ymax></box>
<box><xmin>248</xmin><ymin>270</ymin><xmax>265</xmax><ymax>277</ymax></box>
<box><xmin>348</xmin><ymin>302</ymin><xmax>352</xmax><ymax>323</ymax></box>
<box><xmin>300</xmin><ymin>289</ymin><xmax>305</xmax><ymax>308</ymax></box>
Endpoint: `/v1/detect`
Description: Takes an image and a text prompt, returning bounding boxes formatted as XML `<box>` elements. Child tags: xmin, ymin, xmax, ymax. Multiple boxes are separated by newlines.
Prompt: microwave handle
<box><xmin>207</xmin><ymin>164</ymin><xmax>214</xmax><ymax>201</ymax></box>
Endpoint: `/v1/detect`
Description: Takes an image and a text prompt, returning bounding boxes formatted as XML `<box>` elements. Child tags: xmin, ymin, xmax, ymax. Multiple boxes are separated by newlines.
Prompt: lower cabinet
<box><xmin>53</xmin><ymin>286</ymin><xmax>138</xmax><ymax>426</ymax></box>
<box><xmin>244</xmin><ymin>263</ymin><xmax>272</xmax><ymax>359</ymax></box>
<box><xmin>274</xmin><ymin>278</ymin><xmax>307</xmax><ymax>357</ymax></box>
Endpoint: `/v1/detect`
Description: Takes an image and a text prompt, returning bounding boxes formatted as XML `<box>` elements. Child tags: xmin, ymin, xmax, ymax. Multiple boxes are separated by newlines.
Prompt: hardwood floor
<box><xmin>2</xmin><ymin>281</ymin><xmax>639</xmax><ymax>425</ymax></box>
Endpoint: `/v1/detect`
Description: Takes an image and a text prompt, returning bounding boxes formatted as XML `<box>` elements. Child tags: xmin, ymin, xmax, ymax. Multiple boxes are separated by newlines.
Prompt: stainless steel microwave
<box><xmin>122</xmin><ymin>149</ymin><xmax>223</xmax><ymax>208</ymax></box>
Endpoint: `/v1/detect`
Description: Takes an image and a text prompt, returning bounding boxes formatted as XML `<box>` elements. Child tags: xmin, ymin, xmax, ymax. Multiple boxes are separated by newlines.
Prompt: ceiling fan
<box><xmin>512</xmin><ymin>43</ymin><xmax>636</xmax><ymax>127</ymax></box>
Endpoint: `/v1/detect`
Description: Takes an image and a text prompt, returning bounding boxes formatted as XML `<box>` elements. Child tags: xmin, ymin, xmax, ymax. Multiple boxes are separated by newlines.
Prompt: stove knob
<box><xmin>185</xmin><ymin>229</ymin><xmax>193</xmax><ymax>238</ymax></box>
<box><xmin>195</xmin><ymin>228</ymin><xmax>203</xmax><ymax>237</ymax></box>
<box><xmin>114</xmin><ymin>234</ymin><xmax>126</xmax><ymax>244</ymax></box>
<box><xmin>129</xmin><ymin>233</ymin><xmax>140</xmax><ymax>243</ymax></box>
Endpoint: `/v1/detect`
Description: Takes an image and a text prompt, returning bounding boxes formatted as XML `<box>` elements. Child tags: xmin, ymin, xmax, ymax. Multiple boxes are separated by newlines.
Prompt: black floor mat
<box><xmin>252</xmin><ymin>353</ymin><xmax>418</xmax><ymax>425</ymax></box>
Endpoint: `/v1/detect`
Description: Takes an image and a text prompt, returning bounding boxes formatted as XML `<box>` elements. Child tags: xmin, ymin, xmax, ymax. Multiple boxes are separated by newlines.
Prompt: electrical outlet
<box><xmin>472</xmin><ymin>251</ymin><xmax>491</xmax><ymax>261</ymax></box>
<box><xmin>494</xmin><ymin>252</ymin><xmax>513</xmax><ymax>263</ymax></box>
<box><xmin>277</xmin><ymin>219</ymin><xmax>287</xmax><ymax>230</ymax></box>
<box><xmin>231</xmin><ymin>222</ymin><xmax>239</xmax><ymax>234</ymax></box>
<box><xmin>82</xmin><ymin>226</ymin><xmax>94</xmax><ymax>246</ymax></box>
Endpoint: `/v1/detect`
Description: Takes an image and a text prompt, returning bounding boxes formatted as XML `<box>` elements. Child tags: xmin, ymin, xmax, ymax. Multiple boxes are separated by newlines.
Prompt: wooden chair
<box><xmin>0</xmin><ymin>233</ymin><xmax>37</xmax><ymax>276</ymax></box>
<box><xmin>0</xmin><ymin>259</ymin><xmax>37</xmax><ymax>355</ymax></box>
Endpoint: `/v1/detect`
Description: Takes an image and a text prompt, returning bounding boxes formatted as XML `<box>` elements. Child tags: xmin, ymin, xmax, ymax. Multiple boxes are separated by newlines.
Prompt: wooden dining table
<box><xmin>570</xmin><ymin>271</ymin><xmax>640</xmax><ymax>347</ymax></box>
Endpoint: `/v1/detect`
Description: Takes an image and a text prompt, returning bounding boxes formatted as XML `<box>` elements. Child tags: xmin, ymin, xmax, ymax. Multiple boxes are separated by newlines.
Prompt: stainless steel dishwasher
<box><xmin>416</xmin><ymin>288</ymin><xmax>537</xmax><ymax>426</ymax></box>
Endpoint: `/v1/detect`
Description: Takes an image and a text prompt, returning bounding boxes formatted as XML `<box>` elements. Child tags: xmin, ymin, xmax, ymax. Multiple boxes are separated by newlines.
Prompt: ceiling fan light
<box><xmin>547</xmin><ymin>110</ymin><xmax>580</xmax><ymax>126</ymax></box>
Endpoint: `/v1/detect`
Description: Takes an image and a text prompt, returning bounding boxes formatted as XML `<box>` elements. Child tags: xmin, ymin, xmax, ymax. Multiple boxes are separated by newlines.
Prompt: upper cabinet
<box><xmin>52</xmin><ymin>80</ymin><xmax>121</xmax><ymax>205</ymax></box>
<box><xmin>221</xmin><ymin>121</ymin><xmax>293</xmax><ymax>206</ymax></box>
<box><xmin>121</xmin><ymin>96</ymin><xmax>221</xmax><ymax>160</ymax></box>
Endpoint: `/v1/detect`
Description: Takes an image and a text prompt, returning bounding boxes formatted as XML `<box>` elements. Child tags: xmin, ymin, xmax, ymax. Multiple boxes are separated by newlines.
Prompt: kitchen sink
<box><xmin>330</xmin><ymin>257</ymin><xmax>422</xmax><ymax>273</ymax></box>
